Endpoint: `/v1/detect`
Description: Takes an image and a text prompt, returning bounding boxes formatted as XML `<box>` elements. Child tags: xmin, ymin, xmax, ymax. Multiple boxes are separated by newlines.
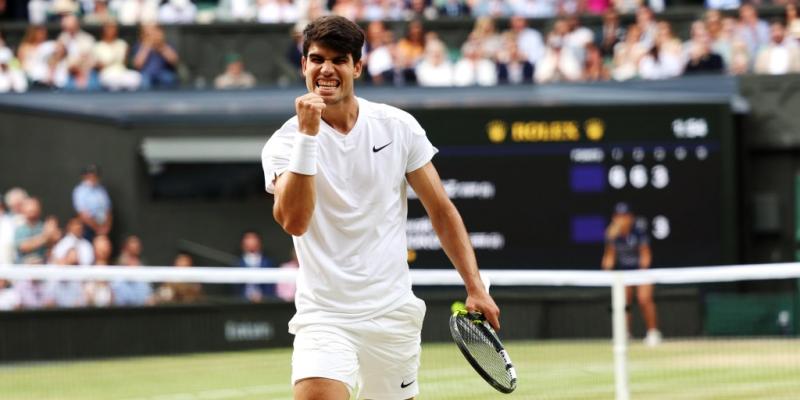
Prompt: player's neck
<box><xmin>321</xmin><ymin>96</ymin><xmax>359</xmax><ymax>134</ymax></box>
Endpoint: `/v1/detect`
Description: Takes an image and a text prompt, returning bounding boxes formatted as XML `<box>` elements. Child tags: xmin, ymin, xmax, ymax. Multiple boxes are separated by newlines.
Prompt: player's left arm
<box><xmin>407</xmin><ymin>162</ymin><xmax>501</xmax><ymax>330</ymax></box>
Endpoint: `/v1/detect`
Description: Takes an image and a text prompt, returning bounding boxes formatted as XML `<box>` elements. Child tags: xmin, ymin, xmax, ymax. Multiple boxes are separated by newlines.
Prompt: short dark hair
<box><xmin>302</xmin><ymin>16</ymin><xmax>365</xmax><ymax>63</ymax></box>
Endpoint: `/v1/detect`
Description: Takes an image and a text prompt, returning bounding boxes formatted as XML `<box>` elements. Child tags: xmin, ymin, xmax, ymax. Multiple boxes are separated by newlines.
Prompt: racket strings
<box><xmin>455</xmin><ymin>317</ymin><xmax>514</xmax><ymax>387</ymax></box>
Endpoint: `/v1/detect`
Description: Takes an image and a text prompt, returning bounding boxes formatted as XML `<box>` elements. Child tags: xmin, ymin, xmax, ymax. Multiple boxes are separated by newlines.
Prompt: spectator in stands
<box><xmin>602</xmin><ymin>202</ymin><xmax>661</xmax><ymax>347</ymax></box>
<box><xmin>394</xmin><ymin>20</ymin><xmax>426</xmax><ymax>85</ymax></box>
<box><xmin>454</xmin><ymin>39</ymin><xmax>497</xmax><ymax>86</ymax></box>
<box><xmin>276</xmin><ymin>250</ymin><xmax>298</xmax><ymax>302</ymax></box>
<box><xmin>582</xmin><ymin>42</ymin><xmax>610</xmax><ymax>81</ymax></box>
<box><xmin>612</xmin><ymin>0</ymin><xmax>639</xmax><ymax>16</ymax></box>
<box><xmin>132</xmin><ymin>23</ymin><xmax>180</xmax><ymax>89</ymax></box>
<box><xmin>156</xmin><ymin>252</ymin><xmax>203</xmax><ymax>304</ymax></box>
<box><xmin>788</xmin><ymin>3</ymin><xmax>800</xmax><ymax>41</ymax></box>
<box><xmin>736</xmin><ymin>3</ymin><xmax>769</xmax><ymax>58</ymax></box>
<box><xmin>42</xmin><ymin>248</ymin><xmax>88</xmax><ymax>308</ymax></box>
<box><xmin>235</xmin><ymin>231</ymin><xmax>275</xmax><ymax>302</ymax></box>
<box><xmin>585</xmin><ymin>0</ymin><xmax>610</xmax><ymax>15</ymax></box>
<box><xmin>364</xmin><ymin>20</ymin><xmax>394</xmax><ymax>85</ymax></box>
<box><xmin>94</xmin><ymin>21</ymin><xmax>142</xmax><ymax>91</ymax></box>
<box><xmin>332</xmin><ymin>0</ymin><xmax>360</xmax><ymax>20</ymax></box>
<box><xmin>635</xmin><ymin>5</ymin><xmax>657</xmax><ymax>50</ymax></box>
<box><xmin>496</xmin><ymin>32</ymin><xmax>534</xmax><ymax>84</ymax></box>
<box><xmin>15</xmin><ymin>197</ymin><xmax>61</xmax><ymax>265</ymax></box>
<box><xmin>0</xmin><ymin>199</ymin><xmax>19</xmax><ymax>265</ymax></box>
<box><xmin>754</xmin><ymin>20</ymin><xmax>800</xmax><ymax>75</ymax></box>
<box><xmin>158</xmin><ymin>0</ymin><xmax>197</xmax><ymax>23</ymax></box>
<box><xmin>16</xmin><ymin>25</ymin><xmax>48</xmax><ymax>77</ymax></box>
<box><xmin>84</xmin><ymin>234</ymin><xmax>114</xmax><ymax>307</ymax></box>
<box><xmin>683</xmin><ymin>28</ymin><xmax>724</xmax><ymax>75</ymax></box>
<box><xmin>214</xmin><ymin>53</ymin><xmax>257</xmax><ymax>89</ymax></box>
<box><xmin>565</xmin><ymin>14</ymin><xmax>594</xmax><ymax>64</ymax></box>
<box><xmin>598</xmin><ymin>9</ymin><xmax>624</xmax><ymax>59</ymax></box>
<box><xmin>216</xmin><ymin>0</ymin><xmax>256</xmax><ymax>21</ymax></box>
<box><xmin>465</xmin><ymin>16</ymin><xmax>503</xmax><ymax>61</ymax></box>
<box><xmin>58</xmin><ymin>13</ymin><xmax>96</xmax><ymax>69</ymax></box>
<box><xmin>369</xmin><ymin>0</ymin><xmax>405</xmax><ymax>20</ymax></box>
<box><xmin>117</xmin><ymin>234</ymin><xmax>145</xmax><ymax>265</ymax></box>
<box><xmin>114</xmin><ymin>0</ymin><xmax>159</xmax><ymax>26</ymax></box>
<box><xmin>111</xmin><ymin>253</ymin><xmax>155</xmax><ymax>306</ymax></box>
<box><xmin>37</xmin><ymin>41</ymin><xmax>70</xmax><ymax>89</ymax></box>
<box><xmin>611</xmin><ymin>23</ymin><xmax>647</xmax><ymax>80</ymax></box>
<box><xmin>0</xmin><ymin>278</ymin><xmax>21</xmax><ymax>310</ymax></box>
<box><xmin>471</xmin><ymin>0</ymin><xmax>512</xmax><ymax>17</ymax></box>
<box><xmin>638</xmin><ymin>20</ymin><xmax>682</xmax><ymax>80</ymax></box>
<box><xmin>436</xmin><ymin>0</ymin><xmax>469</xmax><ymax>17</ymax></box>
<box><xmin>50</xmin><ymin>217</ymin><xmax>94</xmax><ymax>265</ymax></box>
<box><xmin>27</xmin><ymin>0</ymin><xmax>49</xmax><ymax>24</ymax></box>
<box><xmin>706</xmin><ymin>0</ymin><xmax>739</xmax><ymax>11</ymax></box>
<box><xmin>415</xmin><ymin>38</ymin><xmax>453</xmax><ymax>86</ymax></box>
<box><xmin>73</xmin><ymin>164</ymin><xmax>113</xmax><ymax>241</ymax></box>
<box><xmin>3</xmin><ymin>188</ymin><xmax>28</xmax><ymax>227</ymax></box>
<box><xmin>0</xmin><ymin>44</ymin><xmax>28</xmax><ymax>93</ymax></box>
<box><xmin>507</xmin><ymin>15</ymin><xmax>545</xmax><ymax>69</ymax></box>
<box><xmin>64</xmin><ymin>57</ymin><xmax>103</xmax><ymax>91</ymax></box>
<box><xmin>536</xmin><ymin>19</ymin><xmax>582</xmax><ymax>83</ymax></box>
<box><xmin>83</xmin><ymin>0</ymin><xmax>115</xmax><ymax>24</ymax></box>
<box><xmin>256</xmin><ymin>0</ymin><xmax>298</xmax><ymax>23</ymax></box>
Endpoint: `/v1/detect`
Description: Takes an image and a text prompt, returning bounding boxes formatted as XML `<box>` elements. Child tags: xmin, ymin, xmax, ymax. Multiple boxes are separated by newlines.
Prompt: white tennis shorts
<box><xmin>291</xmin><ymin>296</ymin><xmax>426</xmax><ymax>399</ymax></box>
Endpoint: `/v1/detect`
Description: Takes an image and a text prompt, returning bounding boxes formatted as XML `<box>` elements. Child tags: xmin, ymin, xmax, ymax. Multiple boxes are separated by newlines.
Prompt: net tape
<box><xmin>1</xmin><ymin>263</ymin><xmax>800</xmax><ymax>286</ymax></box>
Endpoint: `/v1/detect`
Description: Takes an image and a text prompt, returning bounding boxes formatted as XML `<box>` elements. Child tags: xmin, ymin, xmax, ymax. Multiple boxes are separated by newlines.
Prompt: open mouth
<box><xmin>316</xmin><ymin>80</ymin><xmax>340</xmax><ymax>90</ymax></box>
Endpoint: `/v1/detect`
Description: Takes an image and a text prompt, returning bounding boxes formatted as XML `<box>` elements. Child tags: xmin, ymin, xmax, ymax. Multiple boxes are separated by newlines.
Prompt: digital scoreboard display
<box><xmin>407</xmin><ymin>103</ymin><xmax>736</xmax><ymax>269</ymax></box>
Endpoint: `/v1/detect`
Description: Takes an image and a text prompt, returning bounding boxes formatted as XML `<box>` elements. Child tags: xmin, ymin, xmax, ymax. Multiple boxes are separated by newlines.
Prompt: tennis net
<box><xmin>1</xmin><ymin>263</ymin><xmax>799</xmax><ymax>400</ymax></box>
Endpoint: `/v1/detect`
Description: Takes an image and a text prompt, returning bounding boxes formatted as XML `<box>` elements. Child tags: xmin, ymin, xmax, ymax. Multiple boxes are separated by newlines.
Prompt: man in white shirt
<box><xmin>50</xmin><ymin>217</ymin><xmax>95</xmax><ymax>266</ymax></box>
<box><xmin>754</xmin><ymin>20</ymin><xmax>800</xmax><ymax>75</ymax></box>
<box><xmin>262</xmin><ymin>15</ymin><xmax>500</xmax><ymax>400</ymax></box>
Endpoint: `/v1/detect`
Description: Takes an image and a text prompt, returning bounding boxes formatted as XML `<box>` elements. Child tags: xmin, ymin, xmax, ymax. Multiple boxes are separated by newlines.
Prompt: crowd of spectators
<box><xmin>0</xmin><ymin>166</ymin><xmax>296</xmax><ymax>311</ymax></box>
<box><xmin>1</xmin><ymin>2</ymin><xmax>799</xmax><ymax>93</ymax></box>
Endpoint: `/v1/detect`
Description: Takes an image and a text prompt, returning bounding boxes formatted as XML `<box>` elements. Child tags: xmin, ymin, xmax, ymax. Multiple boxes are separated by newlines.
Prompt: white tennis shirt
<box><xmin>262</xmin><ymin>97</ymin><xmax>437</xmax><ymax>332</ymax></box>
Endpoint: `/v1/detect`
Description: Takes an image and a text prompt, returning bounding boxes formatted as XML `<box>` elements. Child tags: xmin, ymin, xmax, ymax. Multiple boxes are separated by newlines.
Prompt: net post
<box><xmin>612</xmin><ymin>272</ymin><xmax>630</xmax><ymax>400</ymax></box>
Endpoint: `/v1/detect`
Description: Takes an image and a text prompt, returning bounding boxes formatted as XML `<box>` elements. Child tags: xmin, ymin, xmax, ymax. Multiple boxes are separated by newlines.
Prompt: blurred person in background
<box><xmin>84</xmin><ymin>234</ymin><xmax>114</xmax><ymax>307</ymax></box>
<box><xmin>736</xmin><ymin>3</ymin><xmax>769</xmax><ymax>59</ymax></box>
<box><xmin>132</xmin><ymin>23</ymin><xmax>180</xmax><ymax>90</ymax></box>
<box><xmin>602</xmin><ymin>202</ymin><xmax>661</xmax><ymax>347</ymax></box>
<box><xmin>453</xmin><ymin>40</ymin><xmax>497</xmax><ymax>86</ymax></box>
<box><xmin>509</xmin><ymin>0</ymin><xmax>557</xmax><ymax>18</ymax></box>
<box><xmin>73</xmin><ymin>164</ymin><xmax>112</xmax><ymax>241</ymax></box>
<box><xmin>464</xmin><ymin>17</ymin><xmax>503</xmax><ymax>61</ymax></box>
<box><xmin>117</xmin><ymin>234</ymin><xmax>145</xmax><ymax>265</ymax></box>
<box><xmin>598</xmin><ymin>9</ymin><xmax>624</xmax><ymax>59</ymax></box>
<box><xmin>405</xmin><ymin>0</ymin><xmax>437</xmax><ymax>20</ymax></box>
<box><xmin>256</xmin><ymin>0</ymin><xmax>298</xmax><ymax>23</ymax></box>
<box><xmin>638</xmin><ymin>20</ymin><xmax>682</xmax><ymax>80</ymax></box>
<box><xmin>612</xmin><ymin>0</ymin><xmax>639</xmax><ymax>17</ymax></box>
<box><xmin>16</xmin><ymin>25</ymin><xmax>48</xmax><ymax>77</ymax></box>
<box><xmin>15</xmin><ymin>197</ymin><xmax>61</xmax><ymax>265</ymax></box>
<box><xmin>111</xmin><ymin>252</ymin><xmax>155</xmax><ymax>306</ymax></box>
<box><xmin>215</xmin><ymin>0</ymin><xmax>257</xmax><ymax>21</ymax></box>
<box><xmin>276</xmin><ymin>250</ymin><xmax>298</xmax><ymax>302</ymax></box>
<box><xmin>113</xmin><ymin>0</ymin><xmax>160</xmax><ymax>25</ymax></box>
<box><xmin>415</xmin><ymin>38</ymin><xmax>453</xmax><ymax>86</ymax></box>
<box><xmin>0</xmin><ymin>46</ymin><xmax>28</xmax><ymax>93</ymax></box>
<box><xmin>706</xmin><ymin>10</ymin><xmax>733</xmax><ymax>69</ymax></box>
<box><xmin>0</xmin><ymin>200</ymin><xmax>15</xmax><ymax>265</ymax></box>
<box><xmin>436</xmin><ymin>0</ymin><xmax>469</xmax><ymax>17</ymax></box>
<box><xmin>564</xmin><ymin>14</ymin><xmax>594</xmax><ymax>64</ymax></box>
<box><xmin>611</xmin><ymin>23</ymin><xmax>646</xmax><ymax>80</ymax></box>
<box><xmin>42</xmin><ymin>248</ymin><xmax>88</xmax><ymax>308</ymax></box>
<box><xmin>363</xmin><ymin>20</ymin><xmax>394</xmax><ymax>85</ymax></box>
<box><xmin>63</xmin><ymin>56</ymin><xmax>103</xmax><ymax>91</ymax></box>
<box><xmin>582</xmin><ymin>42</ymin><xmax>610</xmax><ymax>80</ymax></box>
<box><xmin>39</xmin><ymin>41</ymin><xmax>70</xmax><ymax>89</ymax></box>
<box><xmin>158</xmin><ymin>0</ymin><xmax>198</xmax><ymax>24</ymax></box>
<box><xmin>57</xmin><ymin>13</ymin><xmax>96</xmax><ymax>69</ymax></box>
<box><xmin>634</xmin><ymin>5</ymin><xmax>657</xmax><ymax>50</ymax></box>
<box><xmin>754</xmin><ymin>19</ymin><xmax>800</xmax><ymax>74</ymax></box>
<box><xmin>50</xmin><ymin>217</ymin><xmax>94</xmax><ymax>265</ymax></box>
<box><xmin>495</xmin><ymin>32</ymin><xmax>534</xmax><ymax>84</ymax></box>
<box><xmin>331</xmin><ymin>0</ymin><xmax>361</xmax><ymax>20</ymax></box>
<box><xmin>83</xmin><ymin>0</ymin><xmax>115</xmax><ymax>24</ymax></box>
<box><xmin>214</xmin><ymin>53</ymin><xmax>257</xmax><ymax>89</ymax></box>
<box><xmin>585</xmin><ymin>0</ymin><xmax>610</xmax><ymax>15</ymax></box>
<box><xmin>507</xmin><ymin>15</ymin><xmax>544</xmax><ymax>70</ymax></box>
<box><xmin>788</xmin><ymin>2</ymin><xmax>800</xmax><ymax>41</ymax></box>
<box><xmin>471</xmin><ymin>0</ymin><xmax>512</xmax><ymax>17</ymax></box>
<box><xmin>235</xmin><ymin>230</ymin><xmax>276</xmax><ymax>303</ymax></box>
<box><xmin>3</xmin><ymin>188</ymin><xmax>28</xmax><ymax>227</ymax></box>
<box><xmin>156</xmin><ymin>252</ymin><xmax>203</xmax><ymax>304</ymax></box>
<box><xmin>535</xmin><ymin>19</ymin><xmax>582</xmax><ymax>83</ymax></box>
<box><xmin>683</xmin><ymin>28</ymin><xmax>724</xmax><ymax>75</ymax></box>
<box><xmin>94</xmin><ymin>21</ymin><xmax>142</xmax><ymax>91</ymax></box>
<box><xmin>706</xmin><ymin>0</ymin><xmax>739</xmax><ymax>11</ymax></box>
<box><xmin>394</xmin><ymin>20</ymin><xmax>426</xmax><ymax>85</ymax></box>
<box><xmin>0</xmin><ymin>278</ymin><xmax>21</xmax><ymax>310</ymax></box>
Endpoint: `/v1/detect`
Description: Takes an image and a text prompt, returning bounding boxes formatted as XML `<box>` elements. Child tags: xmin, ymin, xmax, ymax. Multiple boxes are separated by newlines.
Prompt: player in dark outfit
<box><xmin>602</xmin><ymin>202</ymin><xmax>661</xmax><ymax>346</ymax></box>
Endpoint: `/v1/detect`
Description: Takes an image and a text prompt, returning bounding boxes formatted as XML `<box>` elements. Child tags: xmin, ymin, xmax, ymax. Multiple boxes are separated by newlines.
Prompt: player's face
<box><xmin>302</xmin><ymin>43</ymin><xmax>362</xmax><ymax>105</ymax></box>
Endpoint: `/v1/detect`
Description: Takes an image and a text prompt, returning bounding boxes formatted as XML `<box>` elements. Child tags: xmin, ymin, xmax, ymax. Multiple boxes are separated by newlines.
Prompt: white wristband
<box><xmin>288</xmin><ymin>133</ymin><xmax>318</xmax><ymax>175</ymax></box>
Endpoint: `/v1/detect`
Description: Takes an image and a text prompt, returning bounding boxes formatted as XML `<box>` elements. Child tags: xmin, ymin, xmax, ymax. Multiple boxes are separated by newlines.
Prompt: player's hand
<box><xmin>295</xmin><ymin>93</ymin><xmax>326</xmax><ymax>135</ymax></box>
<box><xmin>466</xmin><ymin>289</ymin><xmax>501</xmax><ymax>331</ymax></box>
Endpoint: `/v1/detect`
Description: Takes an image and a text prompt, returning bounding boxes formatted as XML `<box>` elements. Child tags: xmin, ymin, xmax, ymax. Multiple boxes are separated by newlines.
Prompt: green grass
<box><xmin>2</xmin><ymin>339</ymin><xmax>800</xmax><ymax>399</ymax></box>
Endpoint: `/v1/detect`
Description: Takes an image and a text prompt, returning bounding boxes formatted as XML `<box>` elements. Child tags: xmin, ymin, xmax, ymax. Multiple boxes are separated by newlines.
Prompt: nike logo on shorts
<box><xmin>400</xmin><ymin>380</ymin><xmax>415</xmax><ymax>388</ymax></box>
<box><xmin>372</xmin><ymin>141</ymin><xmax>392</xmax><ymax>152</ymax></box>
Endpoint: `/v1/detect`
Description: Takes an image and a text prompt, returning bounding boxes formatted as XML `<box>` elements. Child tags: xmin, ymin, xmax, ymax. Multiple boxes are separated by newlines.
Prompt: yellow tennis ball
<box><xmin>451</xmin><ymin>301</ymin><xmax>467</xmax><ymax>314</ymax></box>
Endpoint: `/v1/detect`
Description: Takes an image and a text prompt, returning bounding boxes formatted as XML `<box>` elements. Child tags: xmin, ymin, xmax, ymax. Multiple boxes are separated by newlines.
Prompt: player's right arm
<box><xmin>601</xmin><ymin>244</ymin><xmax>615</xmax><ymax>270</ymax></box>
<box><xmin>271</xmin><ymin>93</ymin><xmax>326</xmax><ymax>236</ymax></box>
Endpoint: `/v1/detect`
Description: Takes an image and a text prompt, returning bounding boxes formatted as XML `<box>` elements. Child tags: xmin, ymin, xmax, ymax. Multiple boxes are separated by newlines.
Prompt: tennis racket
<box><xmin>449</xmin><ymin>302</ymin><xmax>517</xmax><ymax>394</ymax></box>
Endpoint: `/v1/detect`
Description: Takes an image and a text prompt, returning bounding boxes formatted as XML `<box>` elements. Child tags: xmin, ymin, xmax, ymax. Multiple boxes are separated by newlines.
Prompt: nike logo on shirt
<box><xmin>372</xmin><ymin>141</ymin><xmax>392</xmax><ymax>152</ymax></box>
<box><xmin>400</xmin><ymin>380</ymin><xmax>415</xmax><ymax>388</ymax></box>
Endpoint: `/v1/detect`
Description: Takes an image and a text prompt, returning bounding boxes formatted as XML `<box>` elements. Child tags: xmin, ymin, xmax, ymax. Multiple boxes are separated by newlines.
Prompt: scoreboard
<box><xmin>407</xmin><ymin>103</ymin><xmax>737</xmax><ymax>269</ymax></box>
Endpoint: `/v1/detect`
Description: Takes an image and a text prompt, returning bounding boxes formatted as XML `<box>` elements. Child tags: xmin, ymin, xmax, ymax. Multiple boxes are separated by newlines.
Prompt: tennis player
<box><xmin>602</xmin><ymin>202</ymin><xmax>661</xmax><ymax>346</ymax></box>
<box><xmin>261</xmin><ymin>16</ymin><xmax>500</xmax><ymax>400</ymax></box>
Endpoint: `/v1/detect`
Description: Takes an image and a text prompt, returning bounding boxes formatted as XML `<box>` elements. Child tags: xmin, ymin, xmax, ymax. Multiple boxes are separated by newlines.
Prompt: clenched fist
<box><xmin>295</xmin><ymin>93</ymin><xmax>326</xmax><ymax>135</ymax></box>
